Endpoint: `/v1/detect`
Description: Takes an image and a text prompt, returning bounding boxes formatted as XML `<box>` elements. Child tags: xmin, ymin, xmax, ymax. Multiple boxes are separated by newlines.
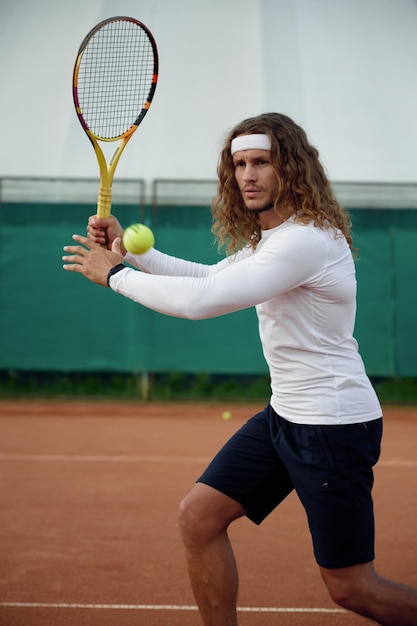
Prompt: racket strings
<box><xmin>77</xmin><ymin>20</ymin><xmax>156</xmax><ymax>139</ymax></box>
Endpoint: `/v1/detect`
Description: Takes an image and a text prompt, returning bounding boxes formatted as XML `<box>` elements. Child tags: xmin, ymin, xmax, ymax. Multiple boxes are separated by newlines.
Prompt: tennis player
<box><xmin>63</xmin><ymin>112</ymin><xmax>417</xmax><ymax>625</ymax></box>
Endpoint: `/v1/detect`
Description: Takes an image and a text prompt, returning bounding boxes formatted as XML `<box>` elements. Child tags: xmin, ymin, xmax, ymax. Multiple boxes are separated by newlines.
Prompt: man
<box><xmin>63</xmin><ymin>113</ymin><xmax>417</xmax><ymax>625</ymax></box>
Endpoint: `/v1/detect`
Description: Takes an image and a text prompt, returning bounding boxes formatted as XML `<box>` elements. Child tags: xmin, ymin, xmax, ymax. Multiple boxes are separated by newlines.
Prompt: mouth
<box><xmin>243</xmin><ymin>187</ymin><xmax>262</xmax><ymax>198</ymax></box>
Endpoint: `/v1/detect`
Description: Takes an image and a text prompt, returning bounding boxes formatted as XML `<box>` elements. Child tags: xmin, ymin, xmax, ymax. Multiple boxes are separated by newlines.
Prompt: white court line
<box><xmin>0</xmin><ymin>453</ymin><xmax>415</xmax><ymax>467</ymax></box>
<box><xmin>0</xmin><ymin>601</ymin><xmax>347</xmax><ymax>613</ymax></box>
<box><xmin>378</xmin><ymin>459</ymin><xmax>417</xmax><ymax>467</ymax></box>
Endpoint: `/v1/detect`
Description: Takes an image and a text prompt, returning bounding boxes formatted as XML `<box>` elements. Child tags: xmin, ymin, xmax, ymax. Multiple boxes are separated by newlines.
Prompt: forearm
<box><xmin>109</xmin><ymin>268</ymin><xmax>248</xmax><ymax>319</ymax></box>
<box><xmin>125</xmin><ymin>247</ymin><xmax>236</xmax><ymax>278</ymax></box>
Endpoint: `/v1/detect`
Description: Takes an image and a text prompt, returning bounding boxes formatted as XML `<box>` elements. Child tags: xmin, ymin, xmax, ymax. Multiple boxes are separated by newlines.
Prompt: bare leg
<box><xmin>321</xmin><ymin>561</ymin><xmax>417</xmax><ymax>625</ymax></box>
<box><xmin>178</xmin><ymin>483</ymin><xmax>246</xmax><ymax>626</ymax></box>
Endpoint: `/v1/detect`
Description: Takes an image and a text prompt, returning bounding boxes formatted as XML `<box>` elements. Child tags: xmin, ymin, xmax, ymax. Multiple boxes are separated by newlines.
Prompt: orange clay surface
<box><xmin>0</xmin><ymin>400</ymin><xmax>416</xmax><ymax>626</ymax></box>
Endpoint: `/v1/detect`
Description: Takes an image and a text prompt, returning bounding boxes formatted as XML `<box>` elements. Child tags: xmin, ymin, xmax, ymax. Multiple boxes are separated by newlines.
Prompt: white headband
<box><xmin>230</xmin><ymin>133</ymin><xmax>271</xmax><ymax>155</ymax></box>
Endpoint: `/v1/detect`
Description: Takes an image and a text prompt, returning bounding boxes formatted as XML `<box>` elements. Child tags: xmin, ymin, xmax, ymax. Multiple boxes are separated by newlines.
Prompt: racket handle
<box><xmin>97</xmin><ymin>187</ymin><xmax>112</xmax><ymax>218</ymax></box>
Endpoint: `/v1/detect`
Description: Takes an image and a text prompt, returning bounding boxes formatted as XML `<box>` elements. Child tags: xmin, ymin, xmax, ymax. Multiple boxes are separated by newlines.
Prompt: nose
<box><xmin>243</xmin><ymin>163</ymin><xmax>257</xmax><ymax>182</ymax></box>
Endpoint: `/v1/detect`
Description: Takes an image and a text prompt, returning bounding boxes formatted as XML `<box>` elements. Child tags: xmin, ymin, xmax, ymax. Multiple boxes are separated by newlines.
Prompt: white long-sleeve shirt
<box><xmin>110</xmin><ymin>216</ymin><xmax>382</xmax><ymax>425</ymax></box>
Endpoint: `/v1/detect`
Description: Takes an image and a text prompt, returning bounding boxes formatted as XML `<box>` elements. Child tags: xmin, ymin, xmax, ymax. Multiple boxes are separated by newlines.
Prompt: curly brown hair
<box><xmin>211</xmin><ymin>112</ymin><xmax>353</xmax><ymax>255</ymax></box>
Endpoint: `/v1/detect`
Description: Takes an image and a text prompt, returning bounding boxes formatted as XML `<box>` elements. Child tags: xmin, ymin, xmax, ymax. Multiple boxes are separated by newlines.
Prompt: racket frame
<box><xmin>72</xmin><ymin>16</ymin><xmax>158</xmax><ymax>217</ymax></box>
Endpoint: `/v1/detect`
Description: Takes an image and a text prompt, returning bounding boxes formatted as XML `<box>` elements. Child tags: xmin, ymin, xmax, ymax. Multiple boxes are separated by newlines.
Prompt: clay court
<box><xmin>0</xmin><ymin>400</ymin><xmax>416</xmax><ymax>626</ymax></box>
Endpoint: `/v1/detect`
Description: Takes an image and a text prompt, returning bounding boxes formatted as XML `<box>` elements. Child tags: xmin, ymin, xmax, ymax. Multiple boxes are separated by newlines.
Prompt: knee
<box><xmin>178</xmin><ymin>491</ymin><xmax>198</xmax><ymax>536</ymax></box>
<box><xmin>178</xmin><ymin>484</ymin><xmax>243</xmax><ymax>547</ymax></box>
<box><xmin>320</xmin><ymin>564</ymin><xmax>376</xmax><ymax>613</ymax></box>
<box><xmin>178</xmin><ymin>489</ymin><xmax>216</xmax><ymax>546</ymax></box>
<box><xmin>324</xmin><ymin>577</ymin><xmax>357</xmax><ymax>610</ymax></box>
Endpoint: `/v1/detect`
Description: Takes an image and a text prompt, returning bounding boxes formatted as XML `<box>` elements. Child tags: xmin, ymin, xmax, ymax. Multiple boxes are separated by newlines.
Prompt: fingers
<box><xmin>62</xmin><ymin>230</ymin><xmax>124</xmax><ymax>288</ymax></box>
<box><xmin>62</xmin><ymin>248</ymin><xmax>87</xmax><ymax>272</ymax></box>
<box><xmin>62</xmin><ymin>251</ymin><xmax>84</xmax><ymax>263</ymax></box>
<box><xmin>70</xmin><ymin>233</ymin><xmax>93</xmax><ymax>247</ymax></box>
<box><xmin>88</xmin><ymin>215</ymin><xmax>115</xmax><ymax>231</ymax></box>
<box><xmin>87</xmin><ymin>216</ymin><xmax>107</xmax><ymax>238</ymax></box>
<box><xmin>112</xmin><ymin>237</ymin><xmax>122</xmax><ymax>254</ymax></box>
<box><xmin>88</xmin><ymin>214</ymin><xmax>111</xmax><ymax>226</ymax></box>
<box><xmin>62</xmin><ymin>261</ymin><xmax>82</xmax><ymax>272</ymax></box>
<box><xmin>62</xmin><ymin>236</ymin><xmax>92</xmax><ymax>269</ymax></box>
<box><xmin>87</xmin><ymin>216</ymin><xmax>118</xmax><ymax>249</ymax></box>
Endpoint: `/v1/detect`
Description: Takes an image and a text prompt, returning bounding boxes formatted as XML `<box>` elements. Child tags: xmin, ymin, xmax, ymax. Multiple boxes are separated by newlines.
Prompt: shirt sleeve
<box><xmin>112</xmin><ymin>226</ymin><xmax>327</xmax><ymax>320</ymax></box>
<box><xmin>124</xmin><ymin>245</ymin><xmax>253</xmax><ymax>277</ymax></box>
<box><xmin>125</xmin><ymin>247</ymin><xmax>213</xmax><ymax>277</ymax></box>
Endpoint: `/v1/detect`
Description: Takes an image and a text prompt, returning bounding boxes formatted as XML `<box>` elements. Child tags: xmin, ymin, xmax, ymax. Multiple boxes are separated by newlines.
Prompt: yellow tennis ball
<box><xmin>222</xmin><ymin>411</ymin><xmax>232</xmax><ymax>421</ymax></box>
<box><xmin>123</xmin><ymin>223</ymin><xmax>155</xmax><ymax>254</ymax></box>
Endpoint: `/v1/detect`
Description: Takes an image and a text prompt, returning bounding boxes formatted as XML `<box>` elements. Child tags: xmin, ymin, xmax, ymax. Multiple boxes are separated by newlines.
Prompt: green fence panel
<box><xmin>0</xmin><ymin>204</ymin><xmax>149</xmax><ymax>372</ymax></box>
<box><xmin>395</xmin><ymin>229</ymin><xmax>417</xmax><ymax>376</ymax></box>
<box><xmin>353</xmin><ymin>220</ymin><xmax>395</xmax><ymax>376</ymax></box>
<box><xmin>352</xmin><ymin>209</ymin><xmax>417</xmax><ymax>376</ymax></box>
<box><xmin>1</xmin><ymin>203</ymin><xmax>416</xmax><ymax>377</ymax></box>
<box><xmin>0</xmin><ymin>224</ymin><xmax>147</xmax><ymax>371</ymax></box>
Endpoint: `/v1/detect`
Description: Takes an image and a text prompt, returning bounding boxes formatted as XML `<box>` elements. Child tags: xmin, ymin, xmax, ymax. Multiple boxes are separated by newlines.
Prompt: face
<box><xmin>232</xmin><ymin>149</ymin><xmax>278</xmax><ymax>212</ymax></box>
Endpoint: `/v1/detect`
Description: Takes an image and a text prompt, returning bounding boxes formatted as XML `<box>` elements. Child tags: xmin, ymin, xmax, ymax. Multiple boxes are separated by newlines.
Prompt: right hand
<box><xmin>87</xmin><ymin>215</ymin><xmax>127</xmax><ymax>255</ymax></box>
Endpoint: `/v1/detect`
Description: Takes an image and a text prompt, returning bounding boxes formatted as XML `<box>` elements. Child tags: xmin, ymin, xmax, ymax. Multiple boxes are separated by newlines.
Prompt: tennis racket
<box><xmin>72</xmin><ymin>16</ymin><xmax>158</xmax><ymax>218</ymax></box>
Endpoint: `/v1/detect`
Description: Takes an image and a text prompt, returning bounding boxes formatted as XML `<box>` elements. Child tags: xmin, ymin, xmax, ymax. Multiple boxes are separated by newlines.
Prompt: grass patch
<box><xmin>0</xmin><ymin>370</ymin><xmax>271</xmax><ymax>402</ymax></box>
<box><xmin>1</xmin><ymin>371</ymin><xmax>417</xmax><ymax>405</ymax></box>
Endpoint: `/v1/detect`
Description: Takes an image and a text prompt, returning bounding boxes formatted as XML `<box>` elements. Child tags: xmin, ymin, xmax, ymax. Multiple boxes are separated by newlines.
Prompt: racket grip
<box><xmin>97</xmin><ymin>187</ymin><xmax>112</xmax><ymax>218</ymax></box>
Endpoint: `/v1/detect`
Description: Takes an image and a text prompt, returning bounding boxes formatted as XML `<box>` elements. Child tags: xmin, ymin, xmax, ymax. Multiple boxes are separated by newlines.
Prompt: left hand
<box><xmin>63</xmin><ymin>234</ymin><xmax>124</xmax><ymax>287</ymax></box>
<box><xmin>87</xmin><ymin>214</ymin><xmax>127</xmax><ymax>253</ymax></box>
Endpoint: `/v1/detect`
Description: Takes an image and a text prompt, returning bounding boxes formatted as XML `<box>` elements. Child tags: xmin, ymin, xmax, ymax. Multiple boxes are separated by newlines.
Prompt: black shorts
<box><xmin>197</xmin><ymin>404</ymin><xmax>382</xmax><ymax>569</ymax></box>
